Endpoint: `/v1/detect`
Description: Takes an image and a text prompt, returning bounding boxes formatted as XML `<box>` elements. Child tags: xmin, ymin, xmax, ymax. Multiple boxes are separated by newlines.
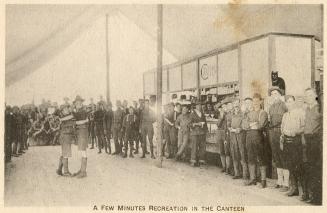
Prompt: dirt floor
<box><xmin>4</xmin><ymin>145</ymin><xmax>308</xmax><ymax>207</ymax></box>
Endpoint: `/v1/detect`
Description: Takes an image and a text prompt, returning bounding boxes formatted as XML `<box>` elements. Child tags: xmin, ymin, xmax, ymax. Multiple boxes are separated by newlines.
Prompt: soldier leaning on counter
<box><xmin>189</xmin><ymin>100</ymin><xmax>208</xmax><ymax>167</ymax></box>
<box><xmin>139</xmin><ymin>99</ymin><xmax>156</xmax><ymax>159</ymax></box>
<box><xmin>71</xmin><ymin>95</ymin><xmax>89</xmax><ymax>178</ymax></box>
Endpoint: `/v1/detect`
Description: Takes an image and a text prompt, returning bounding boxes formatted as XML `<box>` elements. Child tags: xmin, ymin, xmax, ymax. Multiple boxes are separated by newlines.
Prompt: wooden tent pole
<box><xmin>156</xmin><ymin>4</ymin><xmax>163</xmax><ymax>168</ymax></box>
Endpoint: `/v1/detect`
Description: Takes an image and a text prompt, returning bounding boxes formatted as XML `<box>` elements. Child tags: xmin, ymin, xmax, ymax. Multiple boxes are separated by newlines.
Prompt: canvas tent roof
<box><xmin>6</xmin><ymin>4</ymin><xmax>322</xmax><ymax>86</ymax></box>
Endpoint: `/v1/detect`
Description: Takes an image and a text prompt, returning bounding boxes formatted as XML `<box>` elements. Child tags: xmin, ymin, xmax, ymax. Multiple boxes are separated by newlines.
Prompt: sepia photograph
<box><xmin>2</xmin><ymin>1</ymin><xmax>325</xmax><ymax>211</ymax></box>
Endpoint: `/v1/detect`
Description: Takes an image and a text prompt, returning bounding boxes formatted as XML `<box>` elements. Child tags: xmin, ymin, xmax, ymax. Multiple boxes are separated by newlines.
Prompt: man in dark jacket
<box><xmin>189</xmin><ymin>101</ymin><xmax>208</xmax><ymax>167</ymax></box>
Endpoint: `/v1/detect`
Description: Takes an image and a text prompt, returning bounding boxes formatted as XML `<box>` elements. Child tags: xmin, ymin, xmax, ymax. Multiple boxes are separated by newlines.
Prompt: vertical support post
<box><xmin>311</xmin><ymin>37</ymin><xmax>316</xmax><ymax>89</ymax></box>
<box><xmin>156</xmin><ymin>4</ymin><xmax>163</xmax><ymax>168</ymax></box>
<box><xmin>196</xmin><ymin>59</ymin><xmax>200</xmax><ymax>100</ymax></box>
<box><xmin>237</xmin><ymin>44</ymin><xmax>243</xmax><ymax>99</ymax></box>
<box><xmin>105</xmin><ymin>14</ymin><xmax>110</xmax><ymax>103</ymax></box>
<box><xmin>268</xmin><ymin>34</ymin><xmax>276</xmax><ymax>88</ymax></box>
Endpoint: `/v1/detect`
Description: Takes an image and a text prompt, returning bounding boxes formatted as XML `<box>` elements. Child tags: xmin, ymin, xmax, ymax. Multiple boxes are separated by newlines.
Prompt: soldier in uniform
<box><xmin>175</xmin><ymin>105</ymin><xmax>192</xmax><ymax>161</ymax></box>
<box><xmin>267</xmin><ymin>87</ymin><xmax>288</xmax><ymax>190</ymax></box>
<box><xmin>240</xmin><ymin>97</ymin><xmax>253</xmax><ymax>181</ymax></box>
<box><xmin>137</xmin><ymin>99</ymin><xmax>147</xmax><ymax>154</ymax></box>
<box><xmin>280</xmin><ymin>95</ymin><xmax>305</xmax><ymax>197</ymax></box>
<box><xmin>88</xmin><ymin>104</ymin><xmax>96</xmax><ymax>149</ymax></box>
<box><xmin>163</xmin><ymin>103</ymin><xmax>178</xmax><ymax>158</ymax></box>
<box><xmin>132</xmin><ymin>101</ymin><xmax>141</xmax><ymax>154</ymax></box>
<box><xmin>139</xmin><ymin>99</ymin><xmax>156</xmax><ymax>159</ymax></box>
<box><xmin>189</xmin><ymin>100</ymin><xmax>208</xmax><ymax>166</ymax></box>
<box><xmin>5</xmin><ymin>106</ymin><xmax>13</xmax><ymax>162</ymax></box>
<box><xmin>112</xmin><ymin>100</ymin><xmax>125</xmax><ymax>155</ymax></box>
<box><xmin>243</xmin><ymin>94</ymin><xmax>269</xmax><ymax>188</ymax></box>
<box><xmin>216</xmin><ymin>101</ymin><xmax>231</xmax><ymax>174</ymax></box>
<box><xmin>94</xmin><ymin>101</ymin><xmax>107</xmax><ymax>154</ymax></box>
<box><xmin>104</xmin><ymin>102</ymin><xmax>113</xmax><ymax>154</ymax></box>
<box><xmin>229</xmin><ymin>100</ymin><xmax>243</xmax><ymax>179</ymax></box>
<box><xmin>50</xmin><ymin>114</ymin><xmax>61</xmax><ymax>145</ymax></box>
<box><xmin>122</xmin><ymin>106</ymin><xmax>138</xmax><ymax>158</ymax></box>
<box><xmin>302</xmin><ymin>88</ymin><xmax>322</xmax><ymax>205</ymax></box>
<box><xmin>72</xmin><ymin>95</ymin><xmax>89</xmax><ymax>178</ymax></box>
<box><xmin>56</xmin><ymin>103</ymin><xmax>75</xmax><ymax>176</ymax></box>
<box><xmin>12</xmin><ymin>106</ymin><xmax>24</xmax><ymax>156</ymax></box>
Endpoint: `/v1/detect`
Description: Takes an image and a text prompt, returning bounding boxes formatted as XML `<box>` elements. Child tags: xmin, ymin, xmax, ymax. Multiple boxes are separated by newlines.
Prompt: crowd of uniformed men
<box><xmin>4</xmin><ymin>86</ymin><xmax>322</xmax><ymax>205</ymax></box>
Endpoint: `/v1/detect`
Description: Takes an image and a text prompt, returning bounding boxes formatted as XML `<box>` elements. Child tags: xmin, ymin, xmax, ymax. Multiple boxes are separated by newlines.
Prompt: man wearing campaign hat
<box><xmin>71</xmin><ymin>95</ymin><xmax>89</xmax><ymax>178</ymax></box>
<box><xmin>56</xmin><ymin>102</ymin><xmax>75</xmax><ymax>176</ymax></box>
<box><xmin>268</xmin><ymin>86</ymin><xmax>288</xmax><ymax>190</ymax></box>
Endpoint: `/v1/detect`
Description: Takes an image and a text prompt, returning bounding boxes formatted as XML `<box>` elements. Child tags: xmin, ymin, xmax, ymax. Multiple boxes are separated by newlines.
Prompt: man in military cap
<box><xmin>112</xmin><ymin>100</ymin><xmax>125</xmax><ymax>155</ymax></box>
<box><xmin>94</xmin><ymin>101</ymin><xmax>107</xmax><ymax>154</ymax></box>
<box><xmin>71</xmin><ymin>95</ymin><xmax>89</xmax><ymax>178</ymax></box>
<box><xmin>104</xmin><ymin>101</ymin><xmax>113</xmax><ymax>154</ymax></box>
<box><xmin>189</xmin><ymin>100</ymin><xmax>208</xmax><ymax>166</ymax></box>
<box><xmin>56</xmin><ymin>102</ymin><xmax>75</xmax><ymax>176</ymax></box>
<box><xmin>268</xmin><ymin>86</ymin><xmax>288</xmax><ymax>190</ymax></box>
<box><xmin>139</xmin><ymin>99</ymin><xmax>156</xmax><ymax>159</ymax></box>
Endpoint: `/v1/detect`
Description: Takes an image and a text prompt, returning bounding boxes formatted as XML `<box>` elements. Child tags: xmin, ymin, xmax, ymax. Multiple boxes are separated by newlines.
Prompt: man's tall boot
<box><xmin>107</xmin><ymin>139</ymin><xmax>111</xmax><ymax>154</ymax></box>
<box><xmin>134</xmin><ymin>140</ymin><xmax>139</xmax><ymax>154</ymax></box>
<box><xmin>220</xmin><ymin>155</ymin><xmax>226</xmax><ymax>173</ymax></box>
<box><xmin>233</xmin><ymin>160</ymin><xmax>241</xmax><ymax>179</ymax></box>
<box><xmin>62</xmin><ymin>158</ymin><xmax>72</xmax><ymax>177</ymax></box>
<box><xmin>56</xmin><ymin>156</ymin><xmax>63</xmax><ymax>176</ymax></box>
<box><xmin>90</xmin><ymin>137</ymin><xmax>94</xmax><ymax>149</ymax></box>
<box><xmin>245</xmin><ymin>164</ymin><xmax>256</xmax><ymax>185</ymax></box>
<box><xmin>123</xmin><ymin>144</ymin><xmax>128</xmax><ymax>158</ymax></box>
<box><xmin>287</xmin><ymin>173</ymin><xmax>299</xmax><ymax>196</ymax></box>
<box><xmin>75</xmin><ymin>158</ymin><xmax>87</xmax><ymax>178</ymax></box>
<box><xmin>150</xmin><ymin>145</ymin><xmax>155</xmax><ymax>159</ymax></box>
<box><xmin>260</xmin><ymin>166</ymin><xmax>267</xmax><ymax>188</ymax></box>
<box><xmin>226</xmin><ymin>156</ymin><xmax>232</xmax><ymax>175</ymax></box>
<box><xmin>129</xmin><ymin>146</ymin><xmax>134</xmax><ymax>158</ymax></box>
<box><xmin>241</xmin><ymin>161</ymin><xmax>249</xmax><ymax>180</ymax></box>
